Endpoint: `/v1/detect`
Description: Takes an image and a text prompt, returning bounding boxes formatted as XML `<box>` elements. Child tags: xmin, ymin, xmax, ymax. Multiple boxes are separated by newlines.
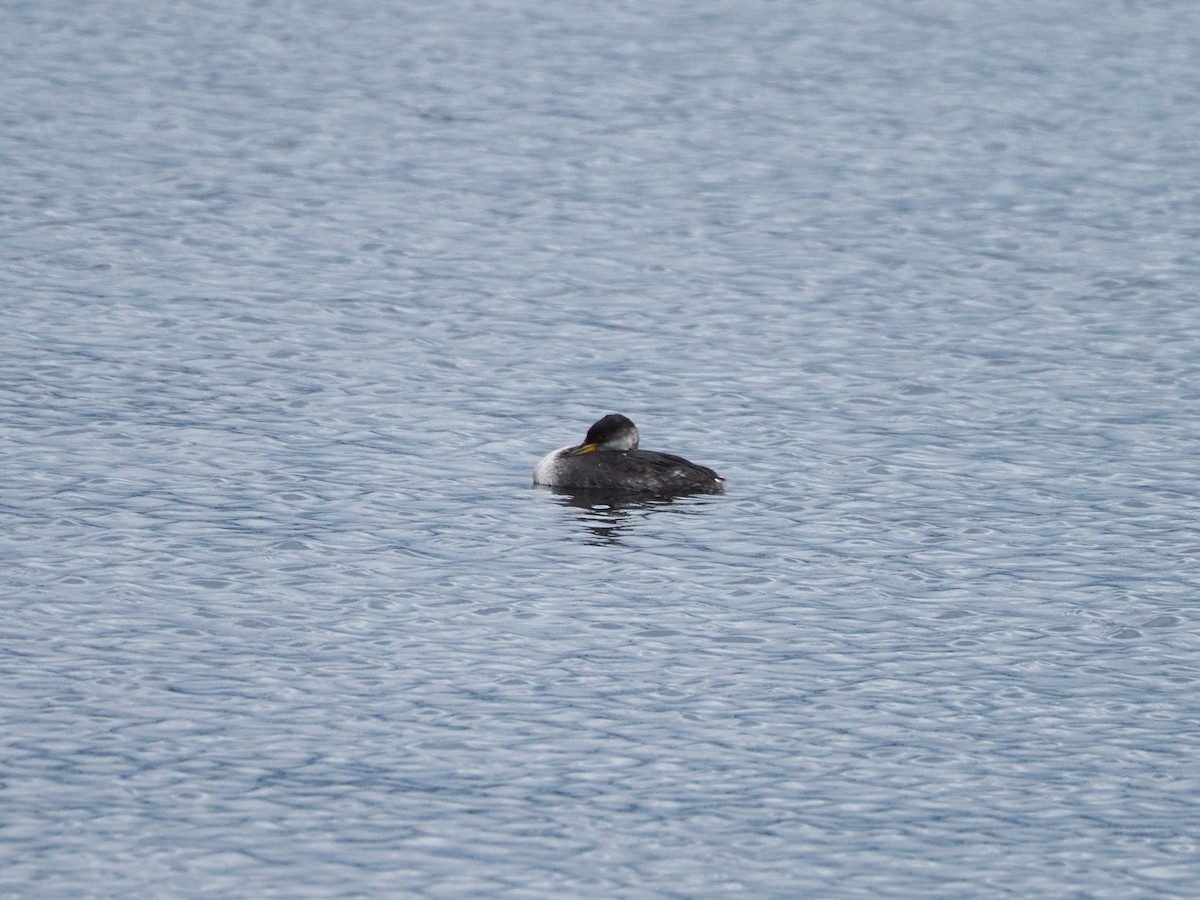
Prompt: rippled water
<box><xmin>4</xmin><ymin>0</ymin><xmax>1200</xmax><ymax>895</ymax></box>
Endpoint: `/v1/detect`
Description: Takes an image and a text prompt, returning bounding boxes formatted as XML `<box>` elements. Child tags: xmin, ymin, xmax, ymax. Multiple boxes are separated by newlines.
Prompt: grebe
<box><xmin>533</xmin><ymin>414</ymin><xmax>724</xmax><ymax>495</ymax></box>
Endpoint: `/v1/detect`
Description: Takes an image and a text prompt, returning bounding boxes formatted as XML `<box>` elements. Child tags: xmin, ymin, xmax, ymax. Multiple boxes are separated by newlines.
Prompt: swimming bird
<box><xmin>533</xmin><ymin>414</ymin><xmax>724</xmax><ymax>495</ymax></box>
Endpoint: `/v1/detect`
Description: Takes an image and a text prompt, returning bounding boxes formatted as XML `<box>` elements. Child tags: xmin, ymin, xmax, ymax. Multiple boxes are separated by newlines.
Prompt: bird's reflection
<box><xmin>537</xmin><ymin>485</ymin><xmax>715</xmax><ymax>544</ymax></box>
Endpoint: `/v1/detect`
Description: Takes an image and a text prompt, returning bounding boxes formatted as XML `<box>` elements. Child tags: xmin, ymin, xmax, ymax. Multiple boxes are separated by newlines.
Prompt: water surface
<box><xmin>3</xmin><ymin>0</ymin><xmax>1200</xmax><ymax>895</ymax></box>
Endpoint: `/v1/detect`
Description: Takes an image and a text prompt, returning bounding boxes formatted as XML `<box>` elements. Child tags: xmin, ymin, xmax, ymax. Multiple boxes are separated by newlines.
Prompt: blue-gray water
<box><xmin>3</xmin><ymin>0</ymin><xmax>1200</xmax><ymax>895</ymax></box>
